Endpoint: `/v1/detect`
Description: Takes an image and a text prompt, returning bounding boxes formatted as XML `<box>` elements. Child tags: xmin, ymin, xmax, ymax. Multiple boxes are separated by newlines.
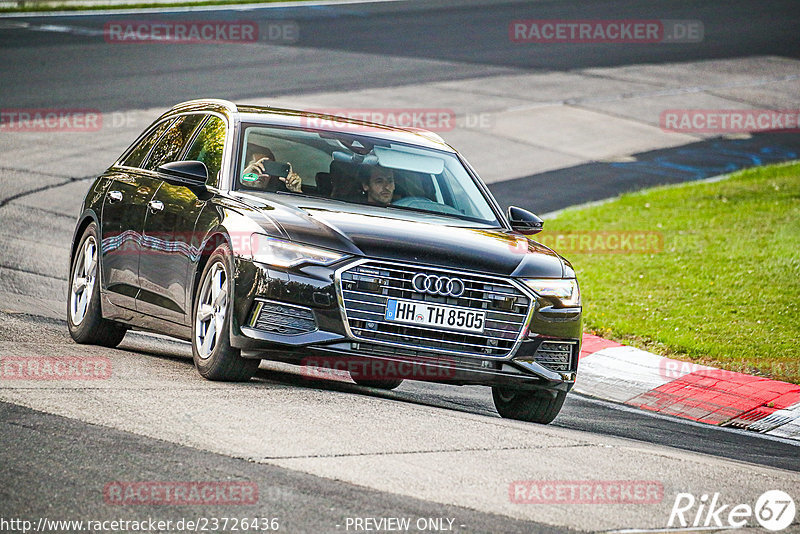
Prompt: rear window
<box><xmin>143</xmin><ymin>114</ymin><xmax>205</xmax><ymax>171</ymax></box>
<box><xmin>120</xmin><ymin>119</ymin><xmax>173</xmax><ymax>169</ymax></box>
<box><xmin>185</xmin><ymin>115</ymin><xmax>227</xmax><ymax>188</ymax></box>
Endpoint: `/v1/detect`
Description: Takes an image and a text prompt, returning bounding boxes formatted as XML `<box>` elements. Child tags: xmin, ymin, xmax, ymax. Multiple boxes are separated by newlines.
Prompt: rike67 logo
<box><xmin>668</xmin><ymin>490</ymin><xmax>795</xmax><ymax>531</ymax></box>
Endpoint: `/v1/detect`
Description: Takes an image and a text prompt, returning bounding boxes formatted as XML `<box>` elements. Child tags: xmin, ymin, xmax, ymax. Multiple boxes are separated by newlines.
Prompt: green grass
<box><xmin>543</xmin><ymin>161</ymin><xmax>800</xmax><ymax>384</ymax></box>
<box><xmin>1</xmin><ymin>0</ymin><xmax>319</xmax><ymax>13</ymax></box>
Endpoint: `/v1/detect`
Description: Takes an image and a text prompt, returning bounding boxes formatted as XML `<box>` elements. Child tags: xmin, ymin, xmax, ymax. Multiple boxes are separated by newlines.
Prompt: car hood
<box><xmin>237</xmin><ymin>195</ymin><xmax>566</xmax><ymax>278</ymax></box>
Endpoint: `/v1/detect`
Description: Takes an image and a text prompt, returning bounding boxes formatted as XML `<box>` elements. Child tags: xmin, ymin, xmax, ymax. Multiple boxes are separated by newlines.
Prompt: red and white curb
<box><xmin>575</xmin><ymin>334</ymin><xmax>800</xmax><ymax>440</ymax></box>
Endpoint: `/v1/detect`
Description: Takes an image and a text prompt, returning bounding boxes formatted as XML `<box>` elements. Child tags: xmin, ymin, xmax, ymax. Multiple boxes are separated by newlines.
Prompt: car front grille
<box><xmin>337</xmin><ymin>260</ymin><xmax>531</xmax><ymax>357</ymax></box>
<box><xmin>249</xmin><ymin>299</ymin><xmax>317</xmax><ymax>335</ymax></box>
<box><xmin>532</xmin><ymin>341</ymin><xmax>576</xmax><ymax>372</ymax></box>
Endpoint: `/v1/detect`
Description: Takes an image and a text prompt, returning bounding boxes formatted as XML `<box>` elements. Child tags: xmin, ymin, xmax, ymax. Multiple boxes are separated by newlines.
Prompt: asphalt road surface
<box><xmin>1</xmin><ymin>1</ymin><xmax>799</xmax><ymax>532</ymax></box>
<box><xmin>0</xmin><ymin>0</ymin><xmax>798</xmax><ymax>111</ymax></box>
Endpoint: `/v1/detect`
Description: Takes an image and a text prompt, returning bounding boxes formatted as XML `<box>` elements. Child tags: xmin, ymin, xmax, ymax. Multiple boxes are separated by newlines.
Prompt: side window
<box><xmin>143</xmin><ymin>114</ymin><xmax>205</xmax><ymax>171</ymax></box>
<box><xmin>121</xmin><ymin>119</ymin><xmax>173</xmax><ymax>169</ymax></box>
<box><xmin>185</xmin><ymin>116</ymin><xmax>226</xmax><ymax>188</ymax></box>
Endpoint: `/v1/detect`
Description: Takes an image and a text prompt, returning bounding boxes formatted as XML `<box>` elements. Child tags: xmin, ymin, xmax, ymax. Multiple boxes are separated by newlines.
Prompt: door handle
<box><xmin>107</xmin><ymin>190</ymin><xmax>123</xmax><ymax>203</ymax></box>
<box><xmin>148</xmin><ymin>200</ymin><xmax>165</xmax><ymax>213</ymax></box>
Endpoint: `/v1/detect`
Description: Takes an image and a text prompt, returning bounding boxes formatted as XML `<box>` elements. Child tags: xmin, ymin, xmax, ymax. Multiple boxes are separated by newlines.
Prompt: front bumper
<box><xmin>229</xmin><ymin>257</ymin><xmax>582</xmax><ymax>392</ymax></box>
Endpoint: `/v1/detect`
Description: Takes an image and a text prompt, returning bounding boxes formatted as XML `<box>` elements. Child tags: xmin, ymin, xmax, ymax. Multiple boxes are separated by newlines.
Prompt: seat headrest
<box><xmin>316</xmin><ymin>172</ymin><xmax>332</xmax><ymax>196</ymax></box>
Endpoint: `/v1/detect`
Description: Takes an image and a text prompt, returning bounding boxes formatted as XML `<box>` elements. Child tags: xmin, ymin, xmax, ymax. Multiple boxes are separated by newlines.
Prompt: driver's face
<box><xmin>364</xmin><ymin>169</ymin><xmax>395</xmax><ymax>205</ymax></box>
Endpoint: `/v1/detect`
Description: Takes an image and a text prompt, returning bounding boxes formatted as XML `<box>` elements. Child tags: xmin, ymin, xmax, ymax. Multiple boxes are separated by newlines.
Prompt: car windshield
<box><xmin>236</xmin><ymin>124</ymin><xmax>500</xmax><ymax>225</ymax></box>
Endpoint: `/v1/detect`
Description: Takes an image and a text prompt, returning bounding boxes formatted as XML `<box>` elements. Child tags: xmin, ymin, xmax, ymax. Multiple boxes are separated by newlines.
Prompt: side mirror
<box><xmin>157</xmin><ymin>161</ymin><xmax>208</xmax><ymax>193</ymax></box>
<box><xmin>508</xmin><ymin>206</ymin><xmax>543</xmax><ymax>235</ymax></box>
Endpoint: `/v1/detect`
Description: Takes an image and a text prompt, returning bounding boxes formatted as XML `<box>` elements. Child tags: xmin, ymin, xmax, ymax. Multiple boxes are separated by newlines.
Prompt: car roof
<box><xmin>167</xmin><ymin>99</ymin><xmax>456</xmax><ymax>153</ymax></box>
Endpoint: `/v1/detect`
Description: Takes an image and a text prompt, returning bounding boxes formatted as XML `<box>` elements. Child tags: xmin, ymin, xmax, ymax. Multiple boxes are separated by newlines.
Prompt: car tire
<box><xmin>67</xmin><ymin>223</ymin><xmax>127</xmax><ymax>347</ymax></box>
<box><xmin>491</xmin><ymin>386</ymin><xmax>566</xmax><ymax>424</ymax></box>
<box><xmin>349</xmin><ymin>374</ymin><xmax>404</xmax><ymax>390</ymax></box>
<box><xmin>192</xmin><ymin>243</ymin><xmax>259</xmax><ymax>382</ymax></box>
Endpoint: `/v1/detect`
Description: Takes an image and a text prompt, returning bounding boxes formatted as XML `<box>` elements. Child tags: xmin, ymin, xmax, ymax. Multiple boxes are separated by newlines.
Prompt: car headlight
<box><xmin>521</xmin><ymin>279</ymin><xmax>581</xmax><ymax>307</ymax></box>
<box><xmin>249</xmin><ymin>233</ymin><xmax>347</xmax><ymax>268</ymax></box>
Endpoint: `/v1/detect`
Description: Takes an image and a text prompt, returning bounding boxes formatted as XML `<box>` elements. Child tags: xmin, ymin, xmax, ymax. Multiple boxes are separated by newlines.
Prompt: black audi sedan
<box><xmin>68</xmin><ymin>99</ymin><xmax>582</xmax><ymax>424</ymax></box>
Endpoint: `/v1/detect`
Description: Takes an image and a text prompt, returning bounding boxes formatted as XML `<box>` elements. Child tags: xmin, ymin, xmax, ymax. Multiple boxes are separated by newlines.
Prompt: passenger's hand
<box><xmin>243</xmin><ymin>157</ymin><xmax>269</xmax><ymax>176</ymax></box>
<box><xmin>282</xmin><ymin>166</ymin><xmax>303</xmax><ymax>193</ymax></box>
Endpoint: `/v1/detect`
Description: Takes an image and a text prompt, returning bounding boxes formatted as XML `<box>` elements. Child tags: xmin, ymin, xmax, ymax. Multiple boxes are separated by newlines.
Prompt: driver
<box><xmin>241</xmin><ymin>144</ymin><xmax>302</xmax><ymax>193</ymax></box>
<box><xmin>360</xmin><ymin>166</ymin><xmax>395</xmax><ymax>205</ymax></box>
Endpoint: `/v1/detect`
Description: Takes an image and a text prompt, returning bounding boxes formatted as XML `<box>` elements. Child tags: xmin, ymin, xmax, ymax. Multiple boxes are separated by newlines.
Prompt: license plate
<box><xmin>385</xmin><ymin>299</ymin><xmax>485</xmax><ymax>333</ymax></box>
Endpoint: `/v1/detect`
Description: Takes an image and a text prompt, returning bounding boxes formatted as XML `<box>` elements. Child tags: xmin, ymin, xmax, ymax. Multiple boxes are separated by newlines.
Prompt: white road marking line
<box><xmin>0</xmin><ymin>0</ymin><xmax>405</xmax><ymax>18</ymax></box>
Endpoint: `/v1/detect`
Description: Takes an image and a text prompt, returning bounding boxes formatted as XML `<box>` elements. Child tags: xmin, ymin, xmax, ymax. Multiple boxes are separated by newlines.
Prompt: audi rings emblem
<box><xmin>412</xmin><ymin>273</ymin><xmax>465</xmax><ymax>297</ymax></box>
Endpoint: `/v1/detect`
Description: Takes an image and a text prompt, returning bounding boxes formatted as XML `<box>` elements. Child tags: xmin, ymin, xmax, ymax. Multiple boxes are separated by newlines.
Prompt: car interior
<box><xmin>234</xmin><ymin>125</ymin><xmax>497</xmax><ymax>223</ymax></box>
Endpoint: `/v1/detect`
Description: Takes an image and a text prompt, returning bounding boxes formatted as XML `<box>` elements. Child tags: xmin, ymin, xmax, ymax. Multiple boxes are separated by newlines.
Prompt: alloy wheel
<box><xmin>69</xmin><ymin>236</ymin><xmax>97</xmax><ymax>326</ymax></box>
<box><xmin>195</xmin><ymin>262</ymin><xmax>228</xmax><ymax>359</ymax></box>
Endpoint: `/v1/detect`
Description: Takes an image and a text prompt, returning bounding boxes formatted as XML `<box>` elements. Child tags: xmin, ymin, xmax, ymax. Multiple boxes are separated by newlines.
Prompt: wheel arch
<box><xmin>191</xmin><ymin>230</ymin><xmax>233</xmax><ymax>308</ymax></box>
<box><xmin>70</xmin><ymin>210</ymin><xmax>100</xmax><ymax>268</ymax></box>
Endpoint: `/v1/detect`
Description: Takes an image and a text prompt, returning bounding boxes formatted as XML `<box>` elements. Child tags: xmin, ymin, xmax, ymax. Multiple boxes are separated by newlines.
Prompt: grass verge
<box><xmin>541</xmin><ymin>161</ymin><xmax>800</xmax><ymax>383</ymax></box>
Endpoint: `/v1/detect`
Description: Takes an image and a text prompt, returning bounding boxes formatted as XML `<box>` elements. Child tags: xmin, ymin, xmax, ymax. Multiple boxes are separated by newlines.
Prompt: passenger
<box><xmin>241</xmin><ymin>144</ymin><xmax>302</xmax><ymax>193</ymax></box>
<box><xmin>360</xmin><ymin>166</ymin><xmax>395</xmax><ymax>206</ymax></box>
